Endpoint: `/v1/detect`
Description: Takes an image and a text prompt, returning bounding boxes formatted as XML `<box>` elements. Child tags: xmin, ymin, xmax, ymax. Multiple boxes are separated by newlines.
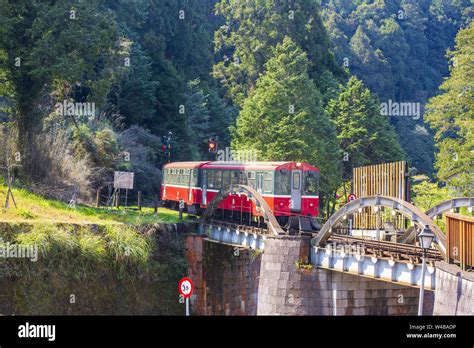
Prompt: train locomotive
<box><xmin>160</xmin><ymin>161</ymin><xmax>320</xmax><ymax>228</ymax></box>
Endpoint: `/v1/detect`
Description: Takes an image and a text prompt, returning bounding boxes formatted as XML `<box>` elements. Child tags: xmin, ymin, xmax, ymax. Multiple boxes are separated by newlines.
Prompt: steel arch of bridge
<box><xmin>311</xmin><ymin>195</ymin><xmax>447</xmax><ymax>258</ymax></box>
<box><xmin>200</xmin><ymin>184</ymin><xmax>284</xmax><ymax>236</ymax></box>
<box><xmin>398</xmin><ymin>198</ymin><xmax>474</xmax><ymax>244</ymax></box>
<box><xmin>425</xmin><ymin>197</ymin><xmax>474</xmax><ymax>219</ymax></box>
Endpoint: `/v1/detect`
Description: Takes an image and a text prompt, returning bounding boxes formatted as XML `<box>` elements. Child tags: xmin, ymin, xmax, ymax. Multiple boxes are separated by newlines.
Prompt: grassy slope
<box><xmin>0</xmin><ymin>185</ymin><xmax>189</xmax><ymax>225</ymax></box>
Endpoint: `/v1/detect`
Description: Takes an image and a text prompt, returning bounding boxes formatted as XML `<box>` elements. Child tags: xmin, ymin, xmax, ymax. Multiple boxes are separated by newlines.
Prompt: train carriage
<box><xmin>161</xmin><ymin>161</ymin><xmax>320</xmax><ymax>224</ymax></box>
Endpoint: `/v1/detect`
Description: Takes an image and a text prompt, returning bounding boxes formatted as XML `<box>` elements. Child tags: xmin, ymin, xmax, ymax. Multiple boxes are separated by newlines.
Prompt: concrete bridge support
<box><xmin>433</xmin><ymin>262</ymin><xmax>474</xmax><ymax>315</ymax></box>
<box><xmin>257</xmin><ymin>235</ymin><xmax>432</xmax><ymax>315</ymax></box>
<box><xmin>185</xmin><ymin>234</ymin><xmax>261</xmax><ymax>315</ymax></box>
<box><xmin>186</xmin><ymin>234</ymin><xmax>433</xmax><ymax>316</ymax></box>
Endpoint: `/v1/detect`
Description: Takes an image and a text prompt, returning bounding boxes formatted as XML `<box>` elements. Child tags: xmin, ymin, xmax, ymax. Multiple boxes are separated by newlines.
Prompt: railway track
<box><xmin>327</xmin><ymin>234</ymin><xmax>442</xmax><ymax>263</ymax></box>
<box><xmin>201</xmin><ymin>219</ymin><xmax>442</xmax><ymax>263</ymax></box>
<box><xmin>204</xmin><ymin>219</ymin><xmax>273</xmax><ymax>235</ymax></box>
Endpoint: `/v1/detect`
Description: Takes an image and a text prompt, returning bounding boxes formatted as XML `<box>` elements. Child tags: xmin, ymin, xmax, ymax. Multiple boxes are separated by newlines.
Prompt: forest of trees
<box><xmin>0</xmin><ymin>0</ymin><xmax>472</xmax><ymax>207</ymax></box>
<box><xmin>321</xmin><ymin>0</ymin><xmax>472</xmax><ymax>174</ymax></box>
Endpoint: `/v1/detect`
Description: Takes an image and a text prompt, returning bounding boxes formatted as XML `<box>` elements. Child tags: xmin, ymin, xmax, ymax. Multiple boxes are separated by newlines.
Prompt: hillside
<box><xmin>0</xmin><ymin>184</ymin><xmax>188</xmax><ymax>225</ymax></box>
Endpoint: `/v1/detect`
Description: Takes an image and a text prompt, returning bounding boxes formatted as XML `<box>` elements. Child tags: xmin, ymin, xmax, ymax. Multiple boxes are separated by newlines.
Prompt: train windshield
<box><xmin>304</xmin><ymin>171</ymin><xmax>319</xmax><ymax>196</ymax></box>
<box><xmin>275</xmin><ymin>170</ymin><xmax>291</xmax><ymax>195</ymax></box>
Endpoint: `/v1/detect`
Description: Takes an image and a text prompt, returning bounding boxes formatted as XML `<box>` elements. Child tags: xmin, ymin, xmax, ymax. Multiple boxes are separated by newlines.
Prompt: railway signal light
<box><xmin>208</xmin><ymin>139</ymin><xmax>217</xmax><ymax>153</ymax></box>
<box><xmin>161</xmin><ymin>131</ymin><xmax>172</xmax><ymax>164</ymax></box>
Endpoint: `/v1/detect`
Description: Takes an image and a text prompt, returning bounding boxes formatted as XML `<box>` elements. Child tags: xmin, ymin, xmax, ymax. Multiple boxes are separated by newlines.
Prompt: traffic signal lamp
<box><xmin>208</xmin><ymin>139</ymin><xmax>217</xmax><ymax>153</ymax></box>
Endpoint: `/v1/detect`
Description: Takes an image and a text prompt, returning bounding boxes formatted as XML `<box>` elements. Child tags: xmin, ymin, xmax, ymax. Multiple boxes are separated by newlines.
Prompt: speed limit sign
<box><xmin>178</xmin><ymin>277</ymin><xmax>194</xmax><ymax>298</ymax></box>
<box><xmin>179</xmin><ymin>277</ymin><xmax>194</xmax><ymax>316</ymax></box>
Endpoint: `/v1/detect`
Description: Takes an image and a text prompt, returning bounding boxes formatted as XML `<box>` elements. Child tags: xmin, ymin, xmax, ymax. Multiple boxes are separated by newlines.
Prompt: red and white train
<box><xmin>160</xmin><ymin>161</ymin><xmax>320</xmax><ymax>225</ymax></box>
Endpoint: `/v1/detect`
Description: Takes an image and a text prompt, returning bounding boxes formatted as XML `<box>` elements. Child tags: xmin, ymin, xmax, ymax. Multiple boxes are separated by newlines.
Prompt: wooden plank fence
<box><xmin>445</xmin><ymin>213</ymin><xmax>474</xmax><ymax>270</ymax></box>
<box><xmin>352</xmin><ymin>161</ymin><xmax>410</xmax><ymax>230</ymax></box>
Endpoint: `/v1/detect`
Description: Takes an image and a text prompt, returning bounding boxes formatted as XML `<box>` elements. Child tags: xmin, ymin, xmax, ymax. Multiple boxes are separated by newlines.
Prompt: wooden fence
<box><xmin>445</xmin><ymin>212</ymin><xmax>474</xmax><ymax>270</ymax></box>
<box><xmin>352</xmin><ymin>161</ymin><xmax>410</xmax><ymax>229</ymax></box>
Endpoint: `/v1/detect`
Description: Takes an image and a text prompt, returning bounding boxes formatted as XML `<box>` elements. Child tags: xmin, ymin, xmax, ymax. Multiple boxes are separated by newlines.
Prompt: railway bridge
<box><xmin>187</xmin><ymin>185</ymin><xmax>474</xmax><ymax>315</ymax></box>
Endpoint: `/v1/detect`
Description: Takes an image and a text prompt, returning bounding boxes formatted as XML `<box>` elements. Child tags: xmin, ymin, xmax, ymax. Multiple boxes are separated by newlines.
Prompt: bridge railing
<box><xmin>445</xmin><ymin>212</ymin><xmax>474</xmax><ymax>270</ymax></box>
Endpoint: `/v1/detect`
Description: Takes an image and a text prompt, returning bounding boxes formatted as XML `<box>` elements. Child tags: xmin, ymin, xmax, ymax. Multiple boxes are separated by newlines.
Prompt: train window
<box><xmin>239</xmin><ymin>171</ymin><xmax>247</xmax><ymax>185</ymax></box>
<box><xmin>173</xmin><ymin>169</ymin><xmax>178</xmax><ymax>184</ymax></box>
<box><xmin>215</xmin><ymin>170</ymin><xmax>222</xmax><ymax>189</ymax></box>
<box><xmin>184</xmin><ymin>169</ymin><xmax>190</xmax><ymax>186</ymax></box>
<box><xmin>222</xmin><ymin>170</ymin><xmax>231</xmax><ymax>187</ymax></box>
<box><xmin>231</xmin><ymin>171</ymin><xmax>239</xmax><ymax>185</ymax></box>
<box><xmin>292</xmin><ymin>172</ymin><xmax>301</xmax><ymax>190</ymax></box>
<box><xmin>263</xmin><ymin>172</ymin><xmax>273</xmax><ymax>193</ymax></box>
<box><xmin>191</xmin><ymin>169</ymin><xmax>198</xmax><ymax>186</ymax></box>
<box><xmin>207</xmin><ymin>170</ymin><xmax>215</xmax><ymax>188</ymax></box>
<box><xmin>304</xmin><ymin>171</ymin><xmax>319</xmax><ymax>195</ymax></box>
<box><xmin>247</xmin><ymin>171</ymin><xmax>256</xmax><ymax>189</ymax></box>
<box><xmin>275</xmin><ymin>170</ymin><xmax>291</xmax><ymax>195</ymax></box>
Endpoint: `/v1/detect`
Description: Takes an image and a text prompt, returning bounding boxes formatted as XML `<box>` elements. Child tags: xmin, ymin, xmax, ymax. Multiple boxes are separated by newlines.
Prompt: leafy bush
<box><xmin>0</xmin><ymin>222</ymin><xmax>187</xmax><ymax>315</ymax></box>
<box><xmin>117</xmin><ymin>126</ymin><xmax>163</xmax><ymax>195</ymax></box>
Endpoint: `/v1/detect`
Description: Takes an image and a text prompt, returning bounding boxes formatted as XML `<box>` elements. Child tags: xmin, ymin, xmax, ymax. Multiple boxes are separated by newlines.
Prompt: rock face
<box><xmin>433</xmin><ymin>261</ymin><xmax>474</xmax><ymax>315</ymax></box>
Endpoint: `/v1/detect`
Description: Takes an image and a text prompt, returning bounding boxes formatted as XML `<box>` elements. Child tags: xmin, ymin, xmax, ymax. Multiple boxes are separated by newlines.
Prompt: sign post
<box><xmin>112</xmin><ymin>171</ymin><xmax>134</xmax><ymax>209</ymax></box>
<box><xmin>178</xmin><ymin>277</ymin><xmax>194</xmax><ymax>316</ymax></box>
<box><xmin>114</xmin><ymin>171</ymin><xmax>134</xmax><ymax>190</ymax></box>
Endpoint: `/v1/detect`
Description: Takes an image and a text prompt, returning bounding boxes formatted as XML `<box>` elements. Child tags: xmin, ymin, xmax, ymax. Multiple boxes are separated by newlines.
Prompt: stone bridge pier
<box><xmin>257</xmin><ymin>235</ymin><xmax>429</xmax><ymax>315</ymax></box>
<box><xmin>185</xmin><ymin>234</ymin><xmax>433</xmax><ymax>316</ymax></box>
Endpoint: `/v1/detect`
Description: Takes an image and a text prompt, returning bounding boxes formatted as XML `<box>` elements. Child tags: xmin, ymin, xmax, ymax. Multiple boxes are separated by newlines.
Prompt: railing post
<box><xmin>138</xmin><ymin>191</ymin><xmax>142</xmax><ymax>211</ymax></box>
<box><xmin>115</xmin><ymin>189</ymin><xmax>120</xmax><ymax>209</ymax></box>
<box><xmin>154</xmin><ymin>194</ymin><xmax>158</xmax><ymax>214</ymax></box>
<box><xmin>96</xmin><ymin>188</ymin><xmax>101</xmax><ymax>208</ymax></box>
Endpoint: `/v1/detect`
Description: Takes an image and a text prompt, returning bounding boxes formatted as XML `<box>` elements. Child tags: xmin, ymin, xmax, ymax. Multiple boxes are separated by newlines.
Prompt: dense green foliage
<box><xmin>0</xmin><ymin>222</ymin><xmax>187</xmax><ymax>314</ymax></box>
<box><xmin>321</xmin><ymin>0</ymin><xmax>473</xmax><ymax>174</ymax></box>
<box><xmin>232</xmin><ymin>37</ymin><xmax>342</xmax><ymax>195</ymax></box>
<box><xmin>425</xmin><ymin>23</ymin><xmax>474</xmax><ymax>195</ymax></box>
<box><xmin>411</xmin><ymin>180</ymin><xmax>456</xmax><ymax>212</ymax></box>
<box><xmin>0</xmin><ymin>0</ymin><xmax>472</xmax><ymax>202</ymax></box>
<box><xmin>326</xmin><ymin>76</ymin><xmax>404</xmax><ymax>178</ymax></box>
<box><xmin>0</xmin><ymin>0</ymin><xmax>120</xmax><ymax>174</ymax></box>
<box><xmin>213</xmin><ymin>0</ymin><xmax>344</xmax><ymax>106</ymax></box>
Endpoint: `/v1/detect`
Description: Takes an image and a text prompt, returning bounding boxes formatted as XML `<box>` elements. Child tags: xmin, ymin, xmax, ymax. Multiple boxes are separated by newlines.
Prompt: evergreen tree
<box><xmin>207</xmin><ymin>89</ymin><xmax>237</xmax><ymax>148</ymax></box>
<box><xmin>115</xmin><ymin>0</ymin><xmax>225</xmax><ymax>161</ymax></box>
<box><xmin>320</xmin><ymin>0</ymin><xmax>473</xmax><ymax>175</ymax></box>
<box><xmin>0</xmin><ymin>0</ymin><xmax>119</xmax><ymax>175</ymax></box>
<box><xmin>108</xmin><ymin>41</ymin><xmax>158</xmax><ymax>127</ymax></box>
<box><xmin>326</xmin><ymin>76</ymin><xmax>405</xmax><ymax>178</ymax></box>
<box><xmin>232</xmin><ymin>37</ymin><xmax>342</xmax><ymax>196</ymax></box>
<box><xmin>425</xmin><ymin>23</ymin><xmax>474</xmax><ymax>195</ymax></box>
<box><xmin>213</xmin><ymin>0</ymin><xmax>344</xmax><ymax>106</ymax></box>
<box><xmin>183</xmin><ymin>79</ymin><xmax>210</xmax><ymax>160</ymax></box>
